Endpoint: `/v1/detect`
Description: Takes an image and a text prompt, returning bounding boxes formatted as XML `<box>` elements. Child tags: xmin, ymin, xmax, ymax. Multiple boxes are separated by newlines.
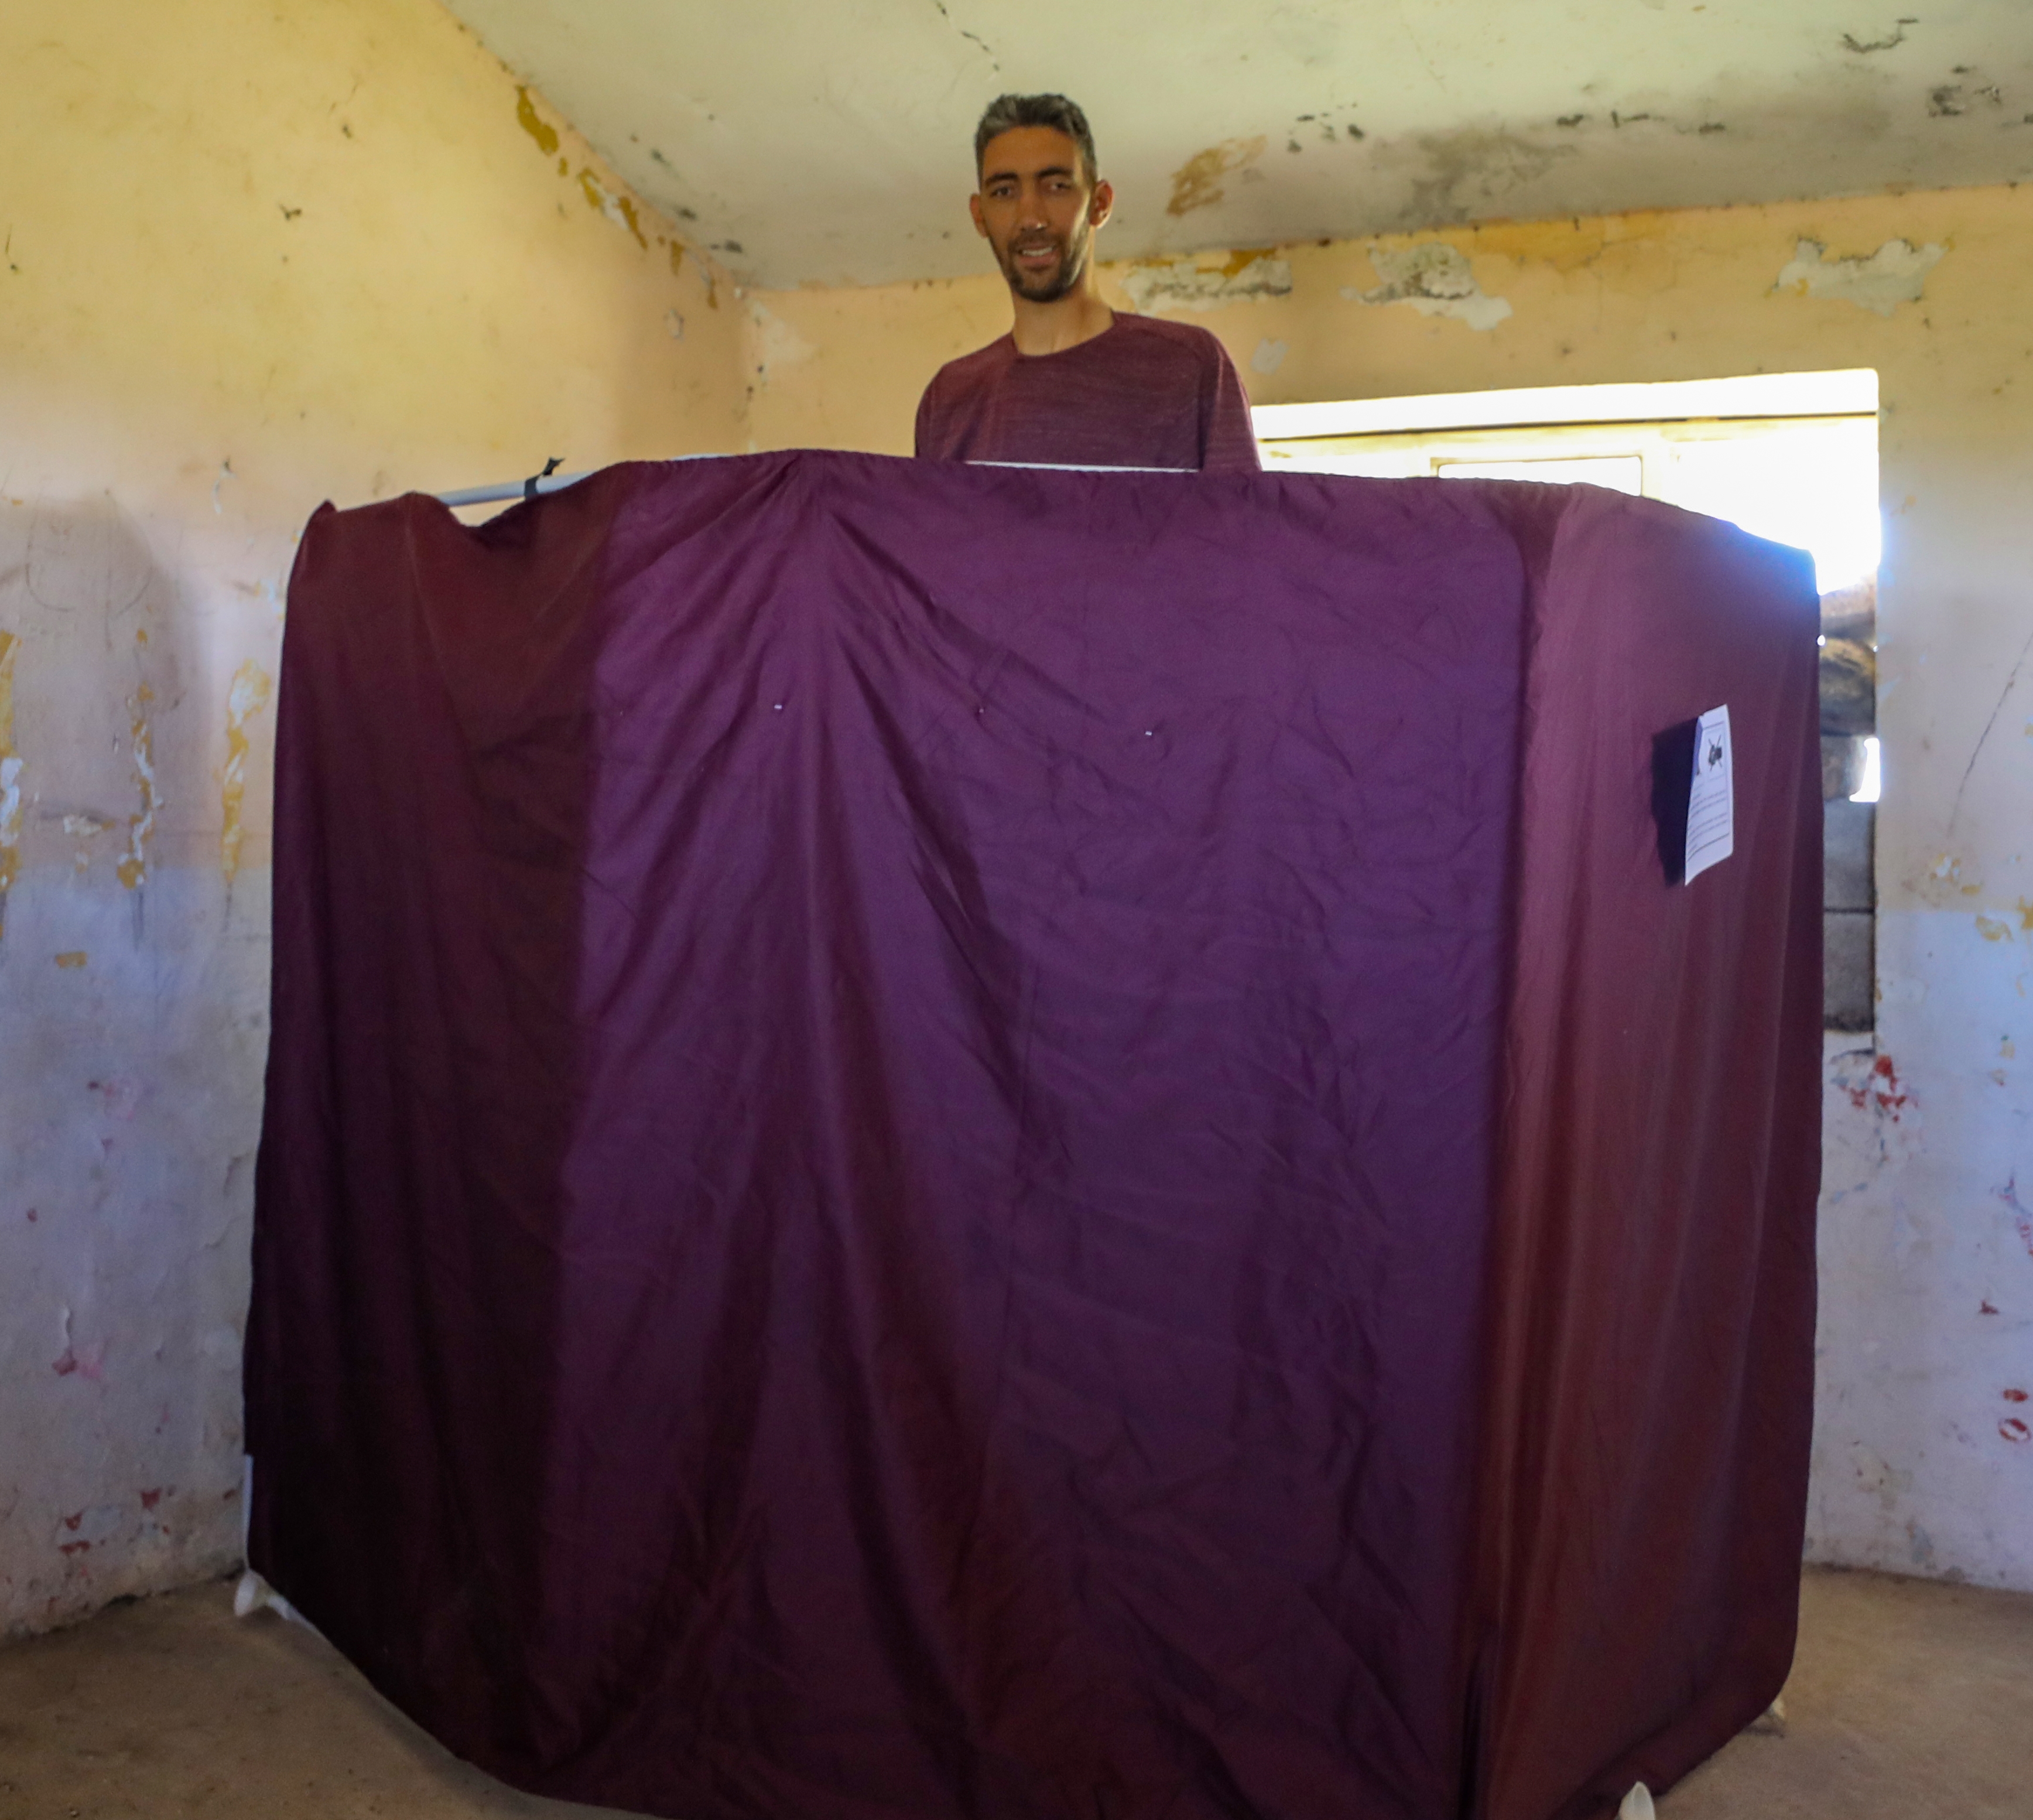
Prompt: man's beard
<box><xmin>997</xmin><ymin>225</ymin><xmax>1091</xmax><ymax>303</ymax></box>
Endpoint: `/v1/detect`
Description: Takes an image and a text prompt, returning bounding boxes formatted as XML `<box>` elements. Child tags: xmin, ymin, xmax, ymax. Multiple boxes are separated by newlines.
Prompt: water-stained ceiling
<box><xmin>441</xmin><ymin>0</ymin><xmax>2033</xmax><ymax>288</ymax></box>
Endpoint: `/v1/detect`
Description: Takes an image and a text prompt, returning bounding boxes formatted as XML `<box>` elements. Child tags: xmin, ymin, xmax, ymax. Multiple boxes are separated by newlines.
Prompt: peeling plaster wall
<box><xmin>0</xmin><ymin>0</ymin><xmax>741</xmax><ymax>1640</ymax></box>
<box><xmin>748</xmin><ymin>182</ymin><xmax>2033</xmax><ymax>1590</ymax></box>
<box><xmin>439</xmin><ymin>0</ymin><xmax>2033</xmax><ymax>289</ymax></box>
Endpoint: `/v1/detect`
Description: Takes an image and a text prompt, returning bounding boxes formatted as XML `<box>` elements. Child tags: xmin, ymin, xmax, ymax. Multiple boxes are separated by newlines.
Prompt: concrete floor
<box><xmin>0</xmin><ymin>1566</ymin><xmax>2027</xmax><ymax>1818</ymax></box>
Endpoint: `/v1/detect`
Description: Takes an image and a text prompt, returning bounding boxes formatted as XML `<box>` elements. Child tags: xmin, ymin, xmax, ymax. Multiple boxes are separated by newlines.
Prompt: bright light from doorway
<box><xmin>1658</xmin><ymin>430</ymin><xmax>1880</xmax><ymax>594</ymax></box>
<box><xmin>1435</xmin><ymin>455</ymin><xmax>1644</xmax><ymax>492</ymax></box>
<box><xmin>1254</xmin><ymin>370</ymin><xmax>1881</xmax><ymax>595</ymax></box>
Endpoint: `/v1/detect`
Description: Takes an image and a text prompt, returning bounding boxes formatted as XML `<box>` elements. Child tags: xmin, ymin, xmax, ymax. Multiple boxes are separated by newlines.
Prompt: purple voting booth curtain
<box><xmin>245</xmin><ymin>453</ymin><xmax>1821</xmax><ymax>1820</ymax></box>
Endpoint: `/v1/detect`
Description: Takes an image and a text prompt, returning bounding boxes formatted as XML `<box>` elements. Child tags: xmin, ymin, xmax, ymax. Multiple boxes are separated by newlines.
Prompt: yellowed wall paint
<box><xmin>748</xmin><ymin>189</ymin><xmax>2018</xmax><ymax>459</ymax></box>
<box><xmin>2</xmin><ymin>0</ymin><xmax>740</xmax><ymax>505</ymax></box>
<box><xmin>220</xmin><ymin>661</ymin><xmax>274</xmax><ymax>887</ymax></box>
<box><xmin>0</xmin><ymin>0</ymin><xmax>737</xmax><ymax>1638</ymax></box>
<box><xmin>0</xmin><ymin>0</ymin><xmax>743</xmax><ymax>885</ymax></box>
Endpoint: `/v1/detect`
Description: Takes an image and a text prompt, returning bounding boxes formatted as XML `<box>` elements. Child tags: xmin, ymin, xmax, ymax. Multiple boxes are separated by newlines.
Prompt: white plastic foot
<box><xmin>232</xmin><ymin>1568</ymin><xmax>269</xmax><ymax>1617</ymax></box>
<box><xmin>1748</xmin><ymin>1694</ymin><xmax>1789</xmax><ymax>1736</ymax></box>
<box><xmin>232</xmin><ymin>1568</ymin><xmax>300</xmax><ymax>1624</ymax></box>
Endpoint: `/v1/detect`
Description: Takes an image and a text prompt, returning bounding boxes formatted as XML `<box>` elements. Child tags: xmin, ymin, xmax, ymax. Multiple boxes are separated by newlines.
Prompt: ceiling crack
<box><xmin>929</xmin><ymin>0</ymin><xmax>1000</xmax><ymax>71</ymax></box>
<box><xmin>1841</xmin><ymin>19</ymin><xmax>1918</xmax><ymax>54</ymax></box>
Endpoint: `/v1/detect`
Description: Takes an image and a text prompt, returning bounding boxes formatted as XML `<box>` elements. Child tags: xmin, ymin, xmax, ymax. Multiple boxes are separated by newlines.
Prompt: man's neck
<box><xmin>1009</xmin><ymin>283</ymin><xmax>1114</xmax><ymax>358</ymax></box>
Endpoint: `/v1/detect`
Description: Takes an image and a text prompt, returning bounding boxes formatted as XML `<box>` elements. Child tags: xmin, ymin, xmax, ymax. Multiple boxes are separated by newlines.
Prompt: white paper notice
<box><xmin>1684</xmin><ymin>704</ymin><xmax>1734</xmax><ymax>882</ymax></box>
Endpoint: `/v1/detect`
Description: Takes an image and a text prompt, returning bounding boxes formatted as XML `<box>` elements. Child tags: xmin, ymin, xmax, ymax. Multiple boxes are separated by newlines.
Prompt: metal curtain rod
<box><xmin>435</xmin><ymin>471</ymin><xmax>592</xmax><ymax>508</ymax></box>
<box><xmin>436</xmin><ymin>456</ymin><xmax>586</xmax><ymax>508</ymax></box>
<box><xmin>435</xmin><ymin>452</ymin><xmax>725</xmax><ymax>507</ymax></box>
<box><xmin>433</xmin><ymin>454</ymin><xmax>1190</xmax><ymax>507</ymax></box>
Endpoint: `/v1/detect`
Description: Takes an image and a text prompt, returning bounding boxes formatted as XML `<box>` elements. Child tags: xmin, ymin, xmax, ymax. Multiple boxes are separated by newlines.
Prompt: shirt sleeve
<box><xmin>913</xmin><ymin>375</ymin><xmax>941</xmax><ymax>460</ymax></box>
<box><xmin>1198</xmin><ymin>337</ymin><xmax>1263</xmax><ymax>473</ymax></box>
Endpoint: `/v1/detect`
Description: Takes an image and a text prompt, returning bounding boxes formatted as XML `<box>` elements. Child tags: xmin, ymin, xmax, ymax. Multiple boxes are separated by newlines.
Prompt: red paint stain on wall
<box><xmin>58</xmin><ymin>1541</ymin><xmax>91</xmax><ymax>1557</ymax></box>
<box><xmin>1981</xmin><ymin>1301</ymin><xmax>2001</xmax><ymax>1315</ymax></box>
<box><xmin>49</xmin><ymin>1343</ymin><xmax>104</xmax><ymax>1381</ymax></box>
<box><xmin>2002</xmin><ymin>1418</ymin><xmax>2032</xmax><ymax>1444</ymax></box>
<box><xmin>139</xmin><ymin>1487</ymin><xmax>163</xmax><ymax>1509</ymax></box>
<box><xmin>1870</xmin><ymin>1054</ymin><xmax>1910</xmax><ymax>1119</ymax></box>
<box><xmin>1843</xmin><ymin>1053</ymin><xmax>1913</xmax><ymax>1117</ymax></box>
<box><xmin>61</xmin><ymin>1511</ymin><xmax>83</xmax><ymax>1531</ymax></box>
<box><xmin>2005</xmin><ymin>1389</ymin><xmax>2029</xmax><ymax>1404</ymax></box>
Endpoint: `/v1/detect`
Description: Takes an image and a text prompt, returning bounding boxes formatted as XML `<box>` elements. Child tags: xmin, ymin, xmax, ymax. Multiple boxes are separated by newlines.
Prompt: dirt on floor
<box><xmin>0</xmin><ymin>1565</ymin><xmax>2028</xmax><ymax>1818</ymax></box>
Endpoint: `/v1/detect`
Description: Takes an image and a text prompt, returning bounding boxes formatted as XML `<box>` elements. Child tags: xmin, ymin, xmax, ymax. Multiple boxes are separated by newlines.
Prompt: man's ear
<box><xmin>968</xmin><ymin>192</ymin><xmax>988</xmax><ymax>239</ymax></box>
<box><xmin>1087</xmin><ymin>179</ymin><xmax>1114</xmax><ymax>231</ymax></box>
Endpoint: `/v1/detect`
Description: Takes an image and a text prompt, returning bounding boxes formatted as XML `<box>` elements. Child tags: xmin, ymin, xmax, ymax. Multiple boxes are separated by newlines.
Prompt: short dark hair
<box><xmin>974</xmin><ymin>94</ymin><xmax>1097</xmax><ymax>182</ymax></box>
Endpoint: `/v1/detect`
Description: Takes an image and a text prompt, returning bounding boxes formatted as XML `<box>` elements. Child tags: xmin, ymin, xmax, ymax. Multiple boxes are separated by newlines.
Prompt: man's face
<box><xmin>970</xmin><ymin>126</ymin><xmax>1113</xmax><ymax>303</ymax></box>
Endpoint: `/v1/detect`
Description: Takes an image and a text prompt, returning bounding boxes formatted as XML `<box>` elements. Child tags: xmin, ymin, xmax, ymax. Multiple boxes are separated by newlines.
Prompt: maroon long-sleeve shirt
<box><xmin>914</xmin><ymin>314</ymin><xmax>1262</xmax><ymax>472</ymax></box>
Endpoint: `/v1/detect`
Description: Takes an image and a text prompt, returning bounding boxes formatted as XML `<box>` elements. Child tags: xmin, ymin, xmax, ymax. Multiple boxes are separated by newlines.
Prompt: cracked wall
<box><xmin>0</xmin><ymin>0</ymin><xmax>742</xmax><ymax>1640</ymax></box>
<box><xmin>745</xmin><ymin>182</ymin><xmax>2033</xmax><ymax>1592</ymax></box>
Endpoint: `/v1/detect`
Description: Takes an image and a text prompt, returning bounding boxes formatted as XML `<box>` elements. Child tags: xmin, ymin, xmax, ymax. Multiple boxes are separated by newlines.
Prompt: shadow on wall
<box><xmin>1</xmin><ymin>495</ymin><xmax>261</xmax><ymax>1640</ymax></box>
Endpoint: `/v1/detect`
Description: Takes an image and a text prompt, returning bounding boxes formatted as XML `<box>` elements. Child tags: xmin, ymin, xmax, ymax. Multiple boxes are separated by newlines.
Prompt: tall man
<box><xmin>914</xmin><ymin>94</ymin><xmax>1262</xmax><ymax>473</ymax></box>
